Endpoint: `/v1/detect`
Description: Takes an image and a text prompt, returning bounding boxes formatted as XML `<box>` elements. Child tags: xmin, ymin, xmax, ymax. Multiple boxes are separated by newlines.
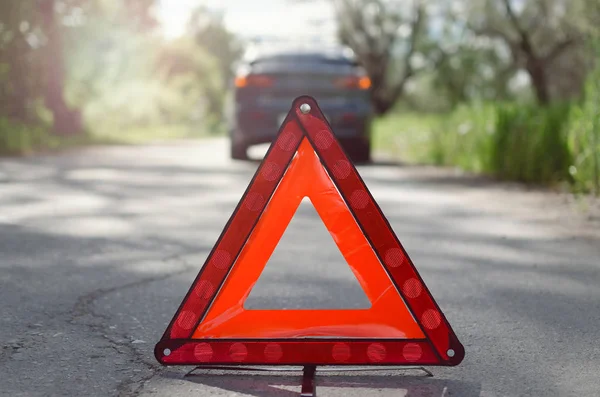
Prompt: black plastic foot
<box><xmin>300</xmin><ymin>365</ymin><xmax>316</xmax><ymax>397</ymax></box>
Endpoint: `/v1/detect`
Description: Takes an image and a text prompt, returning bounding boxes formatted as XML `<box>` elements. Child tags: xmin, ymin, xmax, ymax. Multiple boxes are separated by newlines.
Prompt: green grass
<box><xmin>373</xmin><ymin>105</ymin><xmax>496</xmax><ymax>173</ymax></box>
<box><xmin>373</xmin><ymin>112</ymin><xmax>445</xmax><ymax>163</ymax></box>
<box><xmin>373</xmin><ymin>101</ymin><xmax>592</xmax><ymax>192</ymax></box>
<box><xmin>492</xmin><ymin>103</ymin><xmax>572</xmax><ymax>184</ymax></box>
<box><xmin>374</xmin><ymin>51</ymin><xmax>600</xmax><ymax>195</ymax></box>
<box><xmin>0</xmin><ymin>119</ymin><xmax>218</xmax><ymax>157</ymax></box>
<box><xmin>568</xmin><ymin>65</ymin><xmax>600</xmax><ymax>195</ymax></box>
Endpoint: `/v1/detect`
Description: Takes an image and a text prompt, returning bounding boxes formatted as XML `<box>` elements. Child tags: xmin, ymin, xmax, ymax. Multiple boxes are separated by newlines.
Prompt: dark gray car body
<box><xmin>226</xmin><ymin>45</ymin><xmax>374</xmax><ymax>162</ymax></box>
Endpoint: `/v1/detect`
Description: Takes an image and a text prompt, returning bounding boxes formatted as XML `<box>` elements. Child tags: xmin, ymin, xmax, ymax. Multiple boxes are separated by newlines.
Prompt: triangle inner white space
<box><xmin>244</xmin><ymin>197</ymin><xmax>371</xmax><ymax>310</ymax></box>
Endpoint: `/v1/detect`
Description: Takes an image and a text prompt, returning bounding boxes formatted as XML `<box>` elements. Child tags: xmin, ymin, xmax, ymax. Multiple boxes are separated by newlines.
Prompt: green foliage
<box><xmin>0</xmin><ymin>118</ymin><xmax>52</xmax><ymax>155</ymax></box>
<box><xmin>0</xmin><ymin>117</ymin><xmax>112</xmax><ymax>155</ymax></box>
<box><xmin>428</xmin><ymin>16</ymin><xmax>517</xmax><ymax>109</ymax></box>
<box><xmin>1</xmin><ymin>1</ymin><xmax>238</xmax><ymax>155</ymax></box>
<box><xmin>188</xmin><ymin>8</ymin><xmax>243</xmax><ymax>86</ymax></box>
<box><xmin>568</xmin><ymin>49</ymin><xmax>600</xmax><ymax>195</ymax></box>
<box><xmin>373</xmin><ymin>111</ymin><xmax>444</xmax><ymax>161</ymax></box>
<box><xmin>375</xmin><ymin>101</ymin><xmax>588</xmax><ymax>190</ymax></box>
<box><xmin>373</xmin><ymin>104</ymin><xmax>496</xmax><ymax>172</ymax></box>
<box><xmin>0</xmin><ymin>1</ymin><xmax>45</xmax><ymax>123</ymax></box>
<box><xmin>492</xmin><ymin>103</ymin><xmax>573</xmax><ymax>184</ymax></box>
<box><xmin>62</xmin><ymin>5</ymin><xmax>230</xmax><ymax>139</ymax></box>
<box><xmin>428</xmin><ymin>104</ymin><xmax>496</xmax><ymax>172</ymax></box>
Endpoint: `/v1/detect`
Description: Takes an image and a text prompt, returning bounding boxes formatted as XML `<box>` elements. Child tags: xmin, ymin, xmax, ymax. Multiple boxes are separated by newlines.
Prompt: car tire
<box><xmin>230</xmin><ymin>141</ymin><xmax>248</xmax><ymax>160</ymax></box>
<box><xmin>345</xmin><ymin>139</ymin><xmax>371</xmax><ymax>164</ymax></box>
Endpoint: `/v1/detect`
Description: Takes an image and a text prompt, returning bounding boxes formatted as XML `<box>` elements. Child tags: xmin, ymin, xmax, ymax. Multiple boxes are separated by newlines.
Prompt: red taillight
<box><xmin>235</xmin><ymin>74</ymin><xmax>274</xmax><ymax>88</ymax></box>
<box><xmin>334</xmin><ymin>76</ymin><xmax>372</xmax><ymax>90</ymax></box>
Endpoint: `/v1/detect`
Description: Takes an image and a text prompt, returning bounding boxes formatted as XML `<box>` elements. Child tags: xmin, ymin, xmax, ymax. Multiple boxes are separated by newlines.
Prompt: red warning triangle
<box><xmin>155</xmin><ymin>96</ymin><xmax>464</xmax><ymax>366</ymax></box>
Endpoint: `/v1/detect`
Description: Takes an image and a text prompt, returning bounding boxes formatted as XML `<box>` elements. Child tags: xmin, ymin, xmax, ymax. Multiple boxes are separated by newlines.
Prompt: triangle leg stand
<box><xmin>301</xmin><ymin>365</ymin><xmax>317</xmax><ymax>397</ymax></box>
<box><xmin>183</xmin><ymin>365</ymin><xmax>433</xmax><ymax>396</ymax></box>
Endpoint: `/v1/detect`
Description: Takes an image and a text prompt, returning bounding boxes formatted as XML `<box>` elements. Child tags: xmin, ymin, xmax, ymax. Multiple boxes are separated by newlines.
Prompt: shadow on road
<box><xmin>179</xmin><ymin>370</ymin><xmax>482</xmax><ymax>397</ymax></box>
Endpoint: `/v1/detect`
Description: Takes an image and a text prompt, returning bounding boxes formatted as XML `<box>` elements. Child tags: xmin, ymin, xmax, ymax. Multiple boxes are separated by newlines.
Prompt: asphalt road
<box><xmin>1</xmin><ymin>138</ymin><xmax>599</xmax><ymax>397</ymax></box>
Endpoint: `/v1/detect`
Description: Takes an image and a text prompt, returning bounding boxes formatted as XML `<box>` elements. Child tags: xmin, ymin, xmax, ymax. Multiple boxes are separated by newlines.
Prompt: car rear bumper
<box><xmin>232</xmin><ymin>103</ymin><xmax>372</xmax><ymax>146</ymax></box>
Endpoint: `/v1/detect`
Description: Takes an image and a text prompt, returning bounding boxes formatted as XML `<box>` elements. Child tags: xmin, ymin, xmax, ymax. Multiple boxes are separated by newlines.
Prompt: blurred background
<box><xmin>1</xmin><ymin>0</ymin><xmax>599</xmax><ymax>194</ymax></box>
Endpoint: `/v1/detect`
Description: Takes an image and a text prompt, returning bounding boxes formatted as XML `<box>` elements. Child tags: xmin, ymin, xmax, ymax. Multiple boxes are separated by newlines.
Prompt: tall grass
<box><xmin>569</xmin><ymin>61</ymin><xmax>600</xmax><ymax>195</ymax></box>
<box><xmin>372</xmin><ymin>113</ymin><xmax>442</xmax><ymax>162</ymax></box>
<box><xmin>428</xmin><ymin>104</ymin><xmax>496</xmax><ymax>173</ymax></box>
<box><xmin>374</xmin><ymin>98</ymin><xmax>598</xmax><ymax>193</ymax></box>
<box><xmin>492</xmin><ymin>103</ymin><xmax>572</xmax><ymax>184</ymax></box>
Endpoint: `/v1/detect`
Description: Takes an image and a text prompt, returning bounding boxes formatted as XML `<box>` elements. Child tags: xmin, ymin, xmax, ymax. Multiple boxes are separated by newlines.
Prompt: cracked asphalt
<box><xmin>1</xmin><ymin>138</ymin><xmax>600</xmax><ymax>397</ymax></box>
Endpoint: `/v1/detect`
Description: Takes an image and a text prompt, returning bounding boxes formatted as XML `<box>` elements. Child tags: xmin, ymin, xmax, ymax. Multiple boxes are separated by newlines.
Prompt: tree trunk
<box><xmin>527</xmin><ymin>58</ymin><xmax>551</xmax><ymax>105</ymax></box>
<box><xmin>372</xmin><ymin>96</ymin><xmax>391</xmax><ymax>115</ymax></box>
<box><xmin>372</xmin><ymin>91</ymin><xmax>396</xmax><ymax>115</ymax></box>
<box><xmin>39</xmin><ymin>0</ymin><xmax>83</xmax><ymax>135</ymax></box>
<box><xmin>369</xmin><ymin>67</ymin><xmax>390</xmax><ymax>115</ymax></box>
<box><xmin>371</xmin><ymin>76</ymin><xmax>409</xmax><ymax>116</ymax></box>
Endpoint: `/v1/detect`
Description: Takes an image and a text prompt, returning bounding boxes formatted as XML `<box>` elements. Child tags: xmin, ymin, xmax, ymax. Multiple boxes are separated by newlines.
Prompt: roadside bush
<box><xmin>568</xmin><ymin>61</ymin><xmax>600</xmax><ymax>195</ymax></box>
<box><xmin>428</xmin><ymin>103</ymin><xmax>496</xmax><ymax>173</ymax></box>
<box><xmin>492</xmin><ymin>103</ymin><xmax>573</xmax><ymax>184</ymax></box>
<box><xmin>0</xmin><ymin>118</ymin><xmax>52</xmax><ymax>155</ymax></box>
<box><xmin>378</xmin><ymin>101</ymin><xmax>579</xmax><ymax>188</ymax></box>
<box><xmin>0</xmin><ymin>118</ymin><xmax>106</xmax><ymax>156</ymax></box>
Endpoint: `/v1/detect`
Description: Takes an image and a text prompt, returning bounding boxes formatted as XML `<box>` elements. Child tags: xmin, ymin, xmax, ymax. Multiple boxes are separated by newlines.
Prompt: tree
<box><xmin>0</xmin><ymin>1</ymin><xmax>43</xmax><ymax>123</ymax></box>
<box><xmin>123</xmin><ymin>0</ymin><xmax>158</xmax><ymax>32</ymax></box>
<box><xmin>186</xmin><ymin>8</ymin><xmax>243</xmax><ymax>122</ymax></box>
<box><xmin>0</xmin><ymin>0</ymin><xmax>160</xmax><ymax>135</ymax></box>
<box><xmin>187</xmin><ymin>8</ymin><xmax>243</xmax><ymax>91</ymax></box>
<box><xmin>466</xmin><ymin>0</ymin><xmax>588</xmax><ymax>105</ymax></box>
<box><xmin>422</xmin><ymin>2</ymin><xmax>519</xmax><ymax>108</ymax></box>
<box><xmin>335</xmin><ymin>0</ymin><xmax>427</xmax><ymax>115</ymax></box>
<box><xmin>39</xmin><ymin>0</ymin><xmax>83</xmax><ymax>135</ymax></box>
<box><xmin>154</xmin><ymin>37</ymin><xmax>223</xmax><ymax>126</ymax></box>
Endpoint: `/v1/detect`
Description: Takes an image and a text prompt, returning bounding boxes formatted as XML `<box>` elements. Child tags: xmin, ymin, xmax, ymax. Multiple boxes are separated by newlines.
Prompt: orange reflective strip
<box><xmin>193</xmin><ymin>138</ymin><xmax>424</xmax><ymax>339</ymax></box>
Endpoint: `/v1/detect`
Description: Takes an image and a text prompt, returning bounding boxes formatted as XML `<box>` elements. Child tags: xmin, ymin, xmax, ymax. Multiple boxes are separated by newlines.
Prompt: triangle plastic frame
<box><xmin>155</xmin><ymin>96</ymin><xmax>465</xmax><ymax>367</ymax></box>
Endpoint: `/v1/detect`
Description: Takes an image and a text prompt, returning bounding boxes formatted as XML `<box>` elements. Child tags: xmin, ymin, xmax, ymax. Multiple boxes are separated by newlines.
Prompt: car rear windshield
<box><xmin>250</xmin><ymin>54</ymin><xmax>358</xmax><ymax>67</ymax></box>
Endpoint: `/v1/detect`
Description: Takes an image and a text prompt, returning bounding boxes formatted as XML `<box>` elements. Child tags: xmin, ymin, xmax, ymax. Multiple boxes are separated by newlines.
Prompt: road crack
<box><xmin>68</xmin><ymin>253</ymin><xmax>197</xmax><ymax>396</ymax></box>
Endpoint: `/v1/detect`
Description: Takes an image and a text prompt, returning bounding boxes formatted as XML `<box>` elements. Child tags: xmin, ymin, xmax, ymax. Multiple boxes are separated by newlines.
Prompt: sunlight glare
<box><xmin>156</xmin><ymin>0</ymin><xmax>336</xmax><ymax>41</ymax></box>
